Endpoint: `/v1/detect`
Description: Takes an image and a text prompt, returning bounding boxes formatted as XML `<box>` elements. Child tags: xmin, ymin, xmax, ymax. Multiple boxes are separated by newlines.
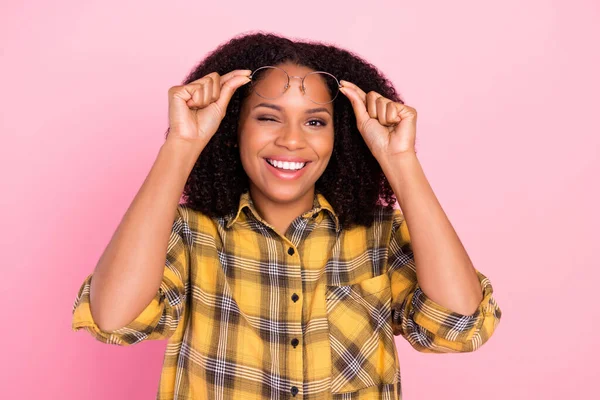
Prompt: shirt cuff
<box><xmin>410</xmin><ymin>270</ymin><xmax>499</xmax><ymax>345</ymax></box>
<box><xmin>71</xmin><ymin>273</ymin><xmax>165</xmax><ymax>346</ymax></box>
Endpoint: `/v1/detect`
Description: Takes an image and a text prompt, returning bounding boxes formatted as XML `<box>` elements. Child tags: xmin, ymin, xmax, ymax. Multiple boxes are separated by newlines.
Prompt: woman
<box><xmin>72</xmin><ymin>32</ymin><xmax>501</xmax><ymax>399</ymax></box>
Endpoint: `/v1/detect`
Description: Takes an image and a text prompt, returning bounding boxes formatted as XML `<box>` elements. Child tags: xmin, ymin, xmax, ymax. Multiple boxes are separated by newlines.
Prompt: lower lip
<box><xmin>264</xmin><ymin>159</ymin><xmax>310</xmax><ymax>180</ymax></box>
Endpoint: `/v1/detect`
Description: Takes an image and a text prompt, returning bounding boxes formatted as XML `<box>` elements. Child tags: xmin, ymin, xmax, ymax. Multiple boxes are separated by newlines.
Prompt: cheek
<box><xmin>238</xmin><ymin>130</ymin><xmax>268</xmax><ymax>165</ymax></box>
<box><xmin>238</xmin><ymin>126</ymin><xmax>258</xmax><ymax>153</ymax></box>
<box><xmin>310</xmin><ymin>132</ymin><xmax>334</xmax><ymax>158</ymax></box>
<box><xmin>236</xmin><ymin>131</ymin><xmax>252</xmax><ymax>169</ymax></box>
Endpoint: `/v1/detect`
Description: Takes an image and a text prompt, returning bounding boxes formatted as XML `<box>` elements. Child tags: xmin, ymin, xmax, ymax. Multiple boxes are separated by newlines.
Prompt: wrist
<box><xmin>379</xmin><ymin>150</ymin><xmax>418</xmax><ymax>172</ymax></box>
<box><xmin>161</xmin><ymin>137</ymin><xmax>204</xmax><ymax>172</ymax></box>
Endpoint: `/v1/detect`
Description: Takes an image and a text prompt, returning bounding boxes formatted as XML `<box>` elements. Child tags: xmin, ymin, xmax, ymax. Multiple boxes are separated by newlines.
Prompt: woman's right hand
<box><xmin>167</xmin><ymin>69</ymin><xmax>252</xmax><ymax>145</ymax></box>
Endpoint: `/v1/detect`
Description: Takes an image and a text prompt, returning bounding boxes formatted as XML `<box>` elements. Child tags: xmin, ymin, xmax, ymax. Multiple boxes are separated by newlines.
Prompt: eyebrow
<box><xmin>252</xmin><ymin>102</ymin><xmax>331</xmax><ymax>116</ymax></box>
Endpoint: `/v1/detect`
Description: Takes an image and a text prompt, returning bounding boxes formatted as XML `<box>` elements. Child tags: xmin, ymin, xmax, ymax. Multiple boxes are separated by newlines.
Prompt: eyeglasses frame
<box><xmin>248</xmin><ymin>65</ymin><xmax>342</xmax><ymax>105</ymax></box>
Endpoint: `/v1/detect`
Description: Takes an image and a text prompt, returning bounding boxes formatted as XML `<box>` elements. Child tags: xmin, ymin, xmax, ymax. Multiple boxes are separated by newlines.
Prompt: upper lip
<box><xmin>264</xmin><ymin>156</ymin><xmax>311</xmax><ymax>163</ymax></box>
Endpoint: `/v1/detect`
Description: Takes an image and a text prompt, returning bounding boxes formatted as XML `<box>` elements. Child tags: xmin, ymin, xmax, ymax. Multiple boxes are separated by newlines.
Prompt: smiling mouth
<box><xmin>265</xmin><ymin>158</ymin><xmax>310</xmax><ymax>171</ymax></box>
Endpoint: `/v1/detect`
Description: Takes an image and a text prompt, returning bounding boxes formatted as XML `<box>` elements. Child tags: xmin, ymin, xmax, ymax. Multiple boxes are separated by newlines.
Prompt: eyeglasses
<box><xmin>248</xmin><ymin>65</ymin><xmax>342</xmax><ymax>105</ymax></box>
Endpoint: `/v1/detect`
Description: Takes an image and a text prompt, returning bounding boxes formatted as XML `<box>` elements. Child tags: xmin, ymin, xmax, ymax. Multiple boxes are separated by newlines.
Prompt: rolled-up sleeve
<box><xmin>387</xmin><ymin>209</ymin><xmax>502</xmax><ymax>353</ymax></box>
<box><xmin>71</xmin><ymin>205</ymin><xmax>190</xmax><ymax>346</ymax></box>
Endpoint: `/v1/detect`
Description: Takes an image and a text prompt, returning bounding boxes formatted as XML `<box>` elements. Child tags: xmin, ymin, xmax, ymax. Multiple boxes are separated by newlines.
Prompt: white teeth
<box><xmin>267</xmin><ymin>159</ymin><xmax>307</xmax><ymax>171</ymax></box>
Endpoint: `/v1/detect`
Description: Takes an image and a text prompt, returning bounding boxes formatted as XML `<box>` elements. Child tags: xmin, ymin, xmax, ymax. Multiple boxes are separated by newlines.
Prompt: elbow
<box><xmin>446</xmin><ymin>309</ymin><xmax>502</xmax><ymax>353</ymax></box>
<box><xmin>421</xmin><ymin>282</ymin><xmax>484</xmax><ymax>317</ymax></box>
<box><xmin>396</xmin><ymin>307</ymin><xmax>502</xmax><ymax>354</ymax></box>
<box><xmin>453</xmin><ymin>290</ymin><xmax>484</xmax><ymax>316</ymax></box>
<box><xmin>89</xmin><ymin>290</ymin><xmax>133</xmax><ymax>333</ymax></box>
<box><xmin>90</xmin><ymin>300</ymin><xmax>127</xmax><ymax>333</ymax></box>
<box><xmin>95</xmin><ymin>317</ymin><xmax>127</xmax><ymax>333</ymax></box>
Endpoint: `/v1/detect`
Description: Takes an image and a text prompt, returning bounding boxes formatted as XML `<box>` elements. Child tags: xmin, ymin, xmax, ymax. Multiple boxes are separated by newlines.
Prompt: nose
<box><xmin>275</xmin><ymin>76</ymin><xmax>308</xmax><ymax>150</ymax></box>
<box><xmin>274</xmin><ymin>122</ymin><xmax>306</xmax><ymax>151</ymax></box>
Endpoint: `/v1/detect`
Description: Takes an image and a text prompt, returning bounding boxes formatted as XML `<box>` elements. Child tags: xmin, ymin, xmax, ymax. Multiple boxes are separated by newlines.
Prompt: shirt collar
<box><xmin>225</xmin><ymin>190</ymin><xmax>341</xmax><ymax>232</ymax></box>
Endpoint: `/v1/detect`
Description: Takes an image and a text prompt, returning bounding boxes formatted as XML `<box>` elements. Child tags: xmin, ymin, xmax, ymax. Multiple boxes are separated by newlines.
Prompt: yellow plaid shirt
<box><xmin>72</xmin><ymin>190</ymin><xmax>501</xmax><ymax>399</ymax></box>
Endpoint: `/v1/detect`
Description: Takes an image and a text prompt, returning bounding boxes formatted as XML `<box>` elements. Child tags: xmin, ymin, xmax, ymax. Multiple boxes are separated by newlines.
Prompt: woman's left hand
<box><xmin>339</xmin><ymin>80</ymin><xmax>417</xmax><ymax>160</ymax></box>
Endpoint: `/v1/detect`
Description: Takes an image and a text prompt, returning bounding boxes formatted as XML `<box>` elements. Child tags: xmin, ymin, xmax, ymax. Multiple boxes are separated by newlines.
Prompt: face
<box><xmin>237</xmin><ymin>63</ymin><xmax>335</xmax><ymax>205</ymax></box>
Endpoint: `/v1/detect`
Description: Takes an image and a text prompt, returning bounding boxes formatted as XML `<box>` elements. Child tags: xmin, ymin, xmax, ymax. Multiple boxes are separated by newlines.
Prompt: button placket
<box><xmin>284</xmin><ymin>239</ymin><xmax>302</xmax><ymax>395</ymax></box>
<box><xmin>288</xmin><ymin>246</ymin><xmax>300</xmax><ymax>350</ymax></box>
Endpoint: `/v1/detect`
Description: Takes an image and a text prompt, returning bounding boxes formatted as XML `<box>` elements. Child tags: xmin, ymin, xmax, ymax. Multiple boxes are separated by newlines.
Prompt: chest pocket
<box><xmin>325</xmin><ymin>272</ymin><xmax>398</xmax><ymax>394</ymax></box>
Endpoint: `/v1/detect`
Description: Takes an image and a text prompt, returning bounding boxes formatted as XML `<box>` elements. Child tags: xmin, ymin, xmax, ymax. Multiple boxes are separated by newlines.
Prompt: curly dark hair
<box><xmin>165</xmin><ymin>31</ymin><xmax>407</xmax><ymax>229</ymax></box>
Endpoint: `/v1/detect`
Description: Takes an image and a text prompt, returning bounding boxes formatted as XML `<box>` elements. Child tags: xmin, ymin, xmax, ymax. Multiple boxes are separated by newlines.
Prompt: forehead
<box><xmin>252</xmin><ymin>62</ymin><xmax>331</xmax><ymax>84</ymax></box>
<box><xmin>272</xmin><ymin>63</ymin><xmax>316</xmax><ymax>77</ymax></box>
<box><xmin>245</xmin><ymin>63</ymin><xmax>334</xmax><ymax>106</ymax></box>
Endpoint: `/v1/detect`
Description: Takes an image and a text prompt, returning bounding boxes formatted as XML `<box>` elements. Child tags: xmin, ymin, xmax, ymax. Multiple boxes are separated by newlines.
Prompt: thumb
<box><xmin>215</xmin><ymin>75</ymin><xmax>251</xmax><ymax>112</ymax></box>
<box><xmin>340</xmin><ymin>86</ymin><xmax>370</xmax><ymax>129</ymax></box>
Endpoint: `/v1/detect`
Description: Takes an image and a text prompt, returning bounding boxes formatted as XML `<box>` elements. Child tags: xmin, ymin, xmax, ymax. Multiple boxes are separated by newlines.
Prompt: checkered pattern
<box><xmin>72</xmin><ymin>190</ymin><xmax>501</xmax><ymax>399</ymax></box>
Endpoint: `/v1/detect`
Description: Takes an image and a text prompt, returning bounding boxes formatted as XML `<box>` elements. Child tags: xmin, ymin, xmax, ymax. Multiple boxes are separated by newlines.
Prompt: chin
<box><xmin>266</xmin><ymin>186</ymin><xmax>309</xmax><ymax>203</ymax></box>
<box><xmin>253</xmin><ymin>182</ymin><xmax>313</xmax><ymax>204</ymax></box>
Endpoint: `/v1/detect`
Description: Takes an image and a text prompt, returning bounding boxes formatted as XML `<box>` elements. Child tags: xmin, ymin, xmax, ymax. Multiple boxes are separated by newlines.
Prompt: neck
<box><xmin>249</xmin><ymin>185</ymin><xmax>316</xmax><ymax>235</ymax></box>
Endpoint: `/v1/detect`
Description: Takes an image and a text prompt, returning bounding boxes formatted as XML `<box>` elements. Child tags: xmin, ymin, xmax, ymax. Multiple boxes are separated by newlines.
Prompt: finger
<box><xmin>367</xmin><ymin>91</ymin><xmax>383</xmax><ymax>119</ymax></box>
<box><xmin>202</xmin><ymin>73</ymin><xmax>220</xmax><ymax>103</ymax></box>
<box><xmin>211</xmin><ymin>74</ymin><xmax>221</xmax><ymax>102</ymax></box>
<box><xmin>376</xmin><ymin>96</ymin><xmax>391</xmax><ymax>125</ymax></box>
<box><xmin>386</xmin><ymin>102</ymin><xmax>401</xmax><ymax>125</ymax></box>
<box><xmin>214</xmin><ymin>74</ymin><xmax>252</xmax><ymax>112</ymax></box>
<box><xmin>181</xmin><ymin>83</ymin><xmax>205</xmax><ymax>108</ymax></box>
<box><xmin>169</xmin><ymin>85</ymin><xmax>191</xmax><ymax>103</ymax></box>
<box><xmin>203</xmin><ymin>76</ymin><xmax>214</xmax><ymax>105</ymax></box>
<box><xmin>340</xmin><ymin>80</ymin><xmax>367</xmax><ymax>104</ymax></box>
<box><xmin>339</xmin><ymin>86</ymin><xmax>369</xmax><ymax>128</ymax></box>
<box><xmin>189</xmin><ymin>87</ymin><xmax>204</xmax><ymax>109</ymax></box>
<box><xmin>220</xmin><ymin>69</ymin><xmax>252</xmax><ymax>86</ymax></box>
<box><xmin>187</xmin><ymin>71</ymin><xmax>218</xmax><ymax>86</ymax></box>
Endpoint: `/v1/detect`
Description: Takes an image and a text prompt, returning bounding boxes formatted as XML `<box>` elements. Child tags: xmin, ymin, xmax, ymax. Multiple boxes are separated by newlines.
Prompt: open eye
<box><xmin>307</xmin><ymin>119</ymin><xmax>327</xmax><ymax>127</ymax></box>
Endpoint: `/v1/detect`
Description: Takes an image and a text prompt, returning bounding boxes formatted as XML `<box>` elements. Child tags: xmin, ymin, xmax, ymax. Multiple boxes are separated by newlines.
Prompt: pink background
<box><xmin>2</xmin><ymin>0</ymin><xmax>598</xmax><ymax>398</ymax></box>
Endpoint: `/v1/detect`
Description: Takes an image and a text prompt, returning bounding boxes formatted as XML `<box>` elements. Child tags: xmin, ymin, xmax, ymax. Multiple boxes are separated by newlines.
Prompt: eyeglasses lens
<box><xmin>251</xmin><ymin>67</ymin><xmax>339</xmax><ymax>104</ymax></box>
<box><xmin>250</xmin><ymin>67</ymin><xmax>288</xmax><ymax>100</ymax></box>
<box><xmin>303</xmin><ymin>72</ymin><xmax>339</xmax><ymax>104</ymax></box>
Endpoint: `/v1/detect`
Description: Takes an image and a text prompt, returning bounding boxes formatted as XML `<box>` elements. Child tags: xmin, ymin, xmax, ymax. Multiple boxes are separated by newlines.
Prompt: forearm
<box><xmin>380</xmin><ymin>151</ymin><xmax>483</xmax><ymax>315</ymax></box>
<box><xmin>89</xmin><ymin>138</ymin><xmax>202</xmax><ymax>331</ymax></box>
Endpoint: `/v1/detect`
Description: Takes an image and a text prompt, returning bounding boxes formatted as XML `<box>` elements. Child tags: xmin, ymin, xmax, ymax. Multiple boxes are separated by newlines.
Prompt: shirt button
<box><xmin>291</xmin><ymin>386</ymin><xmax>299</xmax><ymax>396</ymax></box>
<box><xmin>291</xmin><ymin>293</ymin><xmax>299</xmax><ymax>302</ymax></box>
<box><xmin>291</xmin><ymin>338</ymin><xmax>299</xmax><ymax>348</ymax></box>
<box><xmin>287</xmin><ymin>247</ymin><xmax>295</xmax><ymax>256</ymax></box>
